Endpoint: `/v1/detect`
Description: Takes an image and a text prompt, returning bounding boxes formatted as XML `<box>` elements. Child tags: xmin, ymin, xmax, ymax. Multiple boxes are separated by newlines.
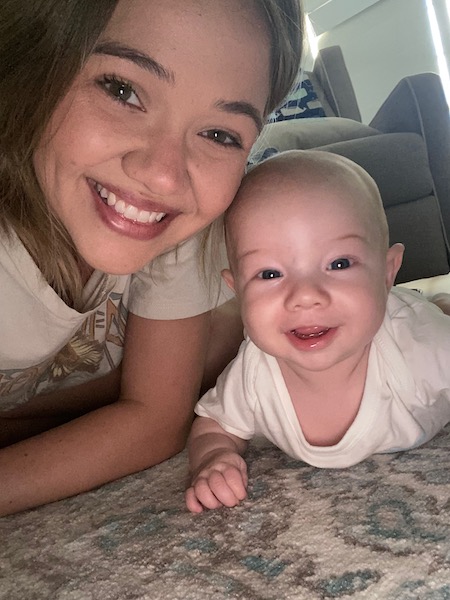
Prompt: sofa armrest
<box><xmin>370</xmin><ymin>73</ymin><xmax>450</xmax><ymax>241</ymax></box>
<box><xmin>312</xmin><ymin>46</ymin><xmax>361</xmax><ymax>122</ymax></box>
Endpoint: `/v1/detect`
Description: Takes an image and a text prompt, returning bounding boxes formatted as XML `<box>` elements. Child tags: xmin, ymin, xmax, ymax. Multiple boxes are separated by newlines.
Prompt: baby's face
<box><xmin>224</xmin><ymin>175</ymin><xmax>401</xmax><ymax>375</ymax></box>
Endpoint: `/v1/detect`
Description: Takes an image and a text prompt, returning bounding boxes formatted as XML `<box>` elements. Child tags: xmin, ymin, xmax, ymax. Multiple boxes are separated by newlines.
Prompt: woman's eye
<box><xmin>258</xmin><ymin>269</ymin><xmax>282</xmax><ymax>280</ymax></box>
<box><xmin>99</xmin><ymin>76</ymin><xmax>142</xmax><ymax>109</ymax></box>
<box><xmin>201</xmin><ymin>129</ymin><xmax>242</xmax><ymax>148</ymax></box>
<box><xmin>329</xmin><ymin>258</ymin><xmax>351</xmax><ymax>270</ymax></box>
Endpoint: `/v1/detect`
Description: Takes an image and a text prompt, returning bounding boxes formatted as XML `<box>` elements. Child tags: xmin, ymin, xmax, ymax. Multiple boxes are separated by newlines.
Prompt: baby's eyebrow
<box><xmin>94</xmin><ymin>41</ymin><xmax>175</xmax><ymax>83</ymax></box>
<box><xmin>335</xmin><ymin>234</ymin><xmax>370</xmax><ymax>244</ymax></box>
<box><xmin>235</xmin><ymin>248</ymin><xmax>261</xmax><ymax>261</ymax></box>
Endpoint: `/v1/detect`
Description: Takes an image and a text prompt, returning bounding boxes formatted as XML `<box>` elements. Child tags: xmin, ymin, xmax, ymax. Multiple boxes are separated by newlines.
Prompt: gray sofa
<box><xmin>307</xmin><ymin>44</ymin><xmax>362</xmax><ymax>122</ymax></box>
<box><xmin>251</xmin><ymin>46</ymin><xmax>450</xmax><ymax>284</ymax></box>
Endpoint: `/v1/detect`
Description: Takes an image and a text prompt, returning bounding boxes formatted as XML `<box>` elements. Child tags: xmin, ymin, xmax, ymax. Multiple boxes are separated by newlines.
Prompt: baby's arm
<box><xmin>185</xmin><ymin>416</ymin><xmax>248</xmax><ymax>513</ymax></box>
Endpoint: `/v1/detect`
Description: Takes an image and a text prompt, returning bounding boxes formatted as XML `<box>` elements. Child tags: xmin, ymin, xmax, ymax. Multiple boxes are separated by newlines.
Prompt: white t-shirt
<box><xmin>195</xmin><ymin>287</ymin><xmax>450</xmax><ymax>468</ymax></box>
<box><xmin>0</xmin><ymin>230</ymin><xmax>230</xmax><ymax>411</ymax></box>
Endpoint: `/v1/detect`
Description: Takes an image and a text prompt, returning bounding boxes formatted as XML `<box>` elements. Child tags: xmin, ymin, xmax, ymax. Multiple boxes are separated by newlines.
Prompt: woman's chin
<box><xmin>78</xmin><ymin>247</ymin><xmax>156</xmax><ymax>276</ymax></box>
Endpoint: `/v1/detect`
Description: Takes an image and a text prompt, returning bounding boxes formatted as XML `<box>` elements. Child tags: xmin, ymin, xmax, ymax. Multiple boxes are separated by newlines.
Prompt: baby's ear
<box><xmin>385</xmin><ymin>243</ymin><xmax>404</xmax><ymax>289</ymax></box>
<box><xmin>221</xmin><ymin>268</ymin><xmax>236</xmax><ymax>292</ymax></box>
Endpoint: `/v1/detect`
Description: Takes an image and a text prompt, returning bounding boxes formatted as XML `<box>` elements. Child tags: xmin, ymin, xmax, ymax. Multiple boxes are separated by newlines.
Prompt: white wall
<box><xmin>316</xmin><ymin>0</ymin><xmax>439</xmax><ymax>123</ymax></box>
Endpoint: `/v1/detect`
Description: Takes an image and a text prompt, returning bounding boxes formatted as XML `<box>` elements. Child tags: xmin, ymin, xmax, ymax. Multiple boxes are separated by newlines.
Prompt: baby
<box><xmin>185</xmin><ymin>150</ymin><xmax>450</xmax><ymax>513</ymax></box>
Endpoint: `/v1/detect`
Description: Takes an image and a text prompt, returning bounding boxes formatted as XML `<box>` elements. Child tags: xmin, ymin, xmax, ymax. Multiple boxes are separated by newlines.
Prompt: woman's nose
<box><xmin>284</xmin><ymin>277</ymin><xmax>330</xmax><ymax>311</ymax></box>
<box><xmin>121</xmin><ymin>133</ymin><xmax>189</xmax><ymax>196</ymax></box>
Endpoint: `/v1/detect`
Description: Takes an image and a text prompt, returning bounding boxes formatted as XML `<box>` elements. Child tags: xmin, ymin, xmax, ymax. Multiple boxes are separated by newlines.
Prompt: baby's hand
<box><xmin>185</xmin><ymin>450</ymin><xmax>248</xmax><ymax>513</ymax></box>
<box><xmin>431</xmin><ymin>293</ymin><xmax>450</xmax><ymax>316</ymax></box>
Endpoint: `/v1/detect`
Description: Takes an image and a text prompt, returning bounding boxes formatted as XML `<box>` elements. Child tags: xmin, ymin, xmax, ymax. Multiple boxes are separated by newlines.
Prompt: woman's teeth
<box><xmin>95</xmin><ymin>184</ymin><xmax>166</xmax><ymax>224</ymax></box>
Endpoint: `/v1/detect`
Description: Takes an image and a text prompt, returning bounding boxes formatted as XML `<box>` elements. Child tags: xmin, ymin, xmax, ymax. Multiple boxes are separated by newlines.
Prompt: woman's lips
<box><xmin>89</xmin><ymin>179</ymin><xmax>175</xmax><ymax>241</ymax></box>
<box><xmin>95</xmin><ymin>182</ymin><xmax>167</xmax><ymax>225</ymax></box>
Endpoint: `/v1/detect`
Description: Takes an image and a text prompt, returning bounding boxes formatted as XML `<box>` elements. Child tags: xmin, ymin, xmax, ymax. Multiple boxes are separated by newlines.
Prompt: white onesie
<box><xmin>195</xmin><ymin>287</ymin><xmax>450</xmax><ymax>468</ymax></box>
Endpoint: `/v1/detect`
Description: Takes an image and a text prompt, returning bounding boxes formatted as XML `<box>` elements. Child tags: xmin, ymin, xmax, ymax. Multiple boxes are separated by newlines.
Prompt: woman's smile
<box><xmin>88</xmin><ymin>178</ymin><xmax>175</xmax><ymax>242</ymax></box>
<box><xmin>90</xmin><ymin>181</ymin><xmax>173</xmax><ymax>242</ymax></box>
<box><xmin>94</xmin><ymin>181</ymin><xmax>167</xmax><ymax>224</ymax></box>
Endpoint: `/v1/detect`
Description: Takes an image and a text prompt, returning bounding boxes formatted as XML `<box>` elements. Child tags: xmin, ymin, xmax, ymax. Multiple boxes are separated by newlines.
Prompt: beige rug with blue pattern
<box><xmin>2</xmin><ymin>424</ymin><xmax>450</xmax><ymax>600</ymax></box>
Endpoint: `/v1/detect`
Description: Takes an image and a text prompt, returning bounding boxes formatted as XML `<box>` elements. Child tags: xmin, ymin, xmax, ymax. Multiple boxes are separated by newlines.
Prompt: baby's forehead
<box><xmin>227</xmin><ymin>157</ymin><xmax>387</xmax><ymax>246</ymax></box>
<box><xmin>233</xmin><ymin>165</ymin><xmax>371</xmax><ymax>217</ymax></box>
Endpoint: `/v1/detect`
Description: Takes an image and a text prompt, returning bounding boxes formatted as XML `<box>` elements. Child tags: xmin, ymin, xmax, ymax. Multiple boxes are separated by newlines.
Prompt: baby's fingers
<box><xmin>187</xmin><ymin>476</ymin><xmax>226</xmax><ymax>512</ymax></box>
<box><xmin>208</xmin><ymin>469</ymin><xmax>246</xmax><ymax>507</ymax></box>
<box><xmin>200</xmin><ymin>472</ymin><xmax>238</xmax><ymax>508</ymax></box>
<box><xmin>185</xmin><ymin>486</ymin><xmax>208</xmax><ymax>514</ymax></box>
<box><xmin>187</xmin><ymin>468</ymin><xmax>246</xmax><ymax>512</ymax></box>
<box><xmin>219</xmin><ymin>466</ymin><xmax>247</xmax><ymax>502</ymax></box>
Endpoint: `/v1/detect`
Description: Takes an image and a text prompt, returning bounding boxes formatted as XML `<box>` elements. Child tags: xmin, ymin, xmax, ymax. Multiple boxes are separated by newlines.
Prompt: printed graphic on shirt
<box><xmin>50</xmin><ymin>330</ymin><xmax>104</xmax><ymax>382</ymax></box>
<box><xmin>0</xmin><ymin>293</ymin><xmax>127</xmax><ymax>410</ymax></box>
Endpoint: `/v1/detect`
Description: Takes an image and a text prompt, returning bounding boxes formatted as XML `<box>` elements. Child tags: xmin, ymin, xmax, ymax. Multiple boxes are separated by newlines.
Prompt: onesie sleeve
<box><xmin>194</xmin><ymin>340</ymin><xmax>257</xmax><ymax>440</ymax></box>
<box><xmin>387</xmin><ymin>287</ymin><xmax>450</xmax><ymax>411</ymax></box>
<box><xmin>128</xmin><ymin>231</ymin><xmax>234</xmax><ymax>320</ymax></box>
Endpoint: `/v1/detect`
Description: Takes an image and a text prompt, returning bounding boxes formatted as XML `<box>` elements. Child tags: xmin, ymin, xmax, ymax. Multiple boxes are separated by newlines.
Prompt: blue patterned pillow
<box><xmin>268</xmin><ymin>78</ymin><xmax>325</xmax><ymax>123</ymax></box>
<box><xmin>247</xmin><ymin>146</ymin><xmax>280</xmax><ymax>167</ymax></box>
<box><xmin>247</xmin><ymin>79</ymin><xmax>326</xmax><ymax>168</ymax></box>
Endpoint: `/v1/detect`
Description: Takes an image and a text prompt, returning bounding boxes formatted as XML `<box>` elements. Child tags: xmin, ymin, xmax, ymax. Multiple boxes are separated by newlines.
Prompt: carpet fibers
<box><xmin>2</xmin><ymin>426</ymin><xmax>450</xmax><ymax>599</ymax></box>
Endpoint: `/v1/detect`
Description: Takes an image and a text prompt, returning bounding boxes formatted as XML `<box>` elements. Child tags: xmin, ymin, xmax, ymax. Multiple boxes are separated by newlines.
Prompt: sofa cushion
<box><xmin>387</xmin><ymin>195</ymin><xmax>450</xmax><ymax>283</ymax></box>
<box><xmin>315</xmin><ymin>133</ymin><xmax>433</xmax><ymax>206</ymax></box>
<box><xmin>249</xmin><ymin>117</ymin><xmax>379</xmax><ymax>165</ymax></box>
<box><xmin>309</xmin><ymin>46</ymin><xmax>362</xmax><ymax>121</ymax></box>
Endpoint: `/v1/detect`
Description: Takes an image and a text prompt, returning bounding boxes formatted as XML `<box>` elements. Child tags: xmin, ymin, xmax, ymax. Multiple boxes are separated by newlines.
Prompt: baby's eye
<box><xmin>258</xmin><ymin>269</ymin><xmax>282</xmax><ymax>280</ymax></box>
<box><xmin>200</xmin><ymin>129</ymin><xmax>242</xmax><ymax>149</ymax></box>
<box><xmin>98</xmin><ymin>75</ymin><xmax>142</xmax><ymax>109</ymax></box>
<box><xmin>329</xmin><ymin>258</ymin><xmax>352</xmax><ymax>270</ymax></box>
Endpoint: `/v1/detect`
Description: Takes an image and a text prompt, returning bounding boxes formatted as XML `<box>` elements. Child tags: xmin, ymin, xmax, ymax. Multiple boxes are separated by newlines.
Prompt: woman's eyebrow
<box><xmin>216</xmin><ymin>100</ymin><xmax>264</xmax><ymax>133</ymax></box>
<box><xmin>94</xmin><ymin>41</ymin><xmax>175</xmax><ymax>83</ymax></box>
<box><xmin>94</xmin><ymin>41</ymin><xmax>263</xmax><ymax>132</ymax></box>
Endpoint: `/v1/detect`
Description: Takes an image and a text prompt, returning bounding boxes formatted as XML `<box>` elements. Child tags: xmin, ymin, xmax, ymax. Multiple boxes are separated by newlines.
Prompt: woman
<box><xmin>0</xmin><ymin>0</ymin><xmax>303</xmax><ymax>515</ymax></box>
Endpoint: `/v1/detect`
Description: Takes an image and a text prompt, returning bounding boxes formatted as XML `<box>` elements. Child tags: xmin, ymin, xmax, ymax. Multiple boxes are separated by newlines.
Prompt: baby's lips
<box><xmin>290</xmin><ymin>326</ymin><xmax>330</xmax><ymax>339</ymax></box>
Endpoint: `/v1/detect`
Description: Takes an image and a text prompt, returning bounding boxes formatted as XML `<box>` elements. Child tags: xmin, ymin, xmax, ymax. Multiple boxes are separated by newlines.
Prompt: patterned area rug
<box><xmin>2</xmin><ymin>425</ymin><xmax>450</xmax><ymax>600</ymax></box>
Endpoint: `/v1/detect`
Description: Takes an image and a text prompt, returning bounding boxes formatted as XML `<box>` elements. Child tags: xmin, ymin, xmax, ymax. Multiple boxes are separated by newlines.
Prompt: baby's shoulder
<box><xmin>388</xmin><ymin>286</ymin><xmax>447</xmax><ymax>319</ymax></box>
<box><xmin>384</xmin><ymin>286</ymin><xmax>450</xmax><ymax>351</ymax></box>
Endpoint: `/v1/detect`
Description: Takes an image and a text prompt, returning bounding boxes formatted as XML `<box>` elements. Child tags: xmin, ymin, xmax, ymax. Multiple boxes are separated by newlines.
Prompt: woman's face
<box><xmin>33</xmin><ymin>0</ymin><xmax>270</xmax><ymax>275</ymax></box>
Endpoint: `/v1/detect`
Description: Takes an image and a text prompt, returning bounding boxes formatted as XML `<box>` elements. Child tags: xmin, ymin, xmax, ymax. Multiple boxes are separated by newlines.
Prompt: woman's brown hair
<box><xmin>0</xmin><ymin>1</ymin><xmax>118</xmax><ymax>307</ymax></box>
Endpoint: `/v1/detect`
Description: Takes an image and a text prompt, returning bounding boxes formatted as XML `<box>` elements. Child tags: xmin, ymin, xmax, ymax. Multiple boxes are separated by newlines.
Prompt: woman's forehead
<box><xmin>102</xmin><ymin>0</ymin><xmax>268</xmax><ymax>46</ymax></box>
<box><xmin>98</xmin><ymin>0</ymin><xmax>270</xmax><ymax>111</ymax></box>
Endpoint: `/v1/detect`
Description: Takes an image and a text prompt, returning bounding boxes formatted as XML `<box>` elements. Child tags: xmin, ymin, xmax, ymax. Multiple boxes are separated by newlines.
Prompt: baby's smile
<box><xmin>286</xmin><ymin>326</ymin><xmax>337</xmax><ymax>351</ymax></box>
<box><xmin>290</xmin><ymin>326</ymin><xmax>331</xmax><ymax>340</ymax></box>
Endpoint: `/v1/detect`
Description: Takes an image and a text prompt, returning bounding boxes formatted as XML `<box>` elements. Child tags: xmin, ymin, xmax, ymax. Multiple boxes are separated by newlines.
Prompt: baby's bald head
<box><xmin>225</xmin><ymin>150</ymin><xmax>389</xmax><ymax>271</ymax></box>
